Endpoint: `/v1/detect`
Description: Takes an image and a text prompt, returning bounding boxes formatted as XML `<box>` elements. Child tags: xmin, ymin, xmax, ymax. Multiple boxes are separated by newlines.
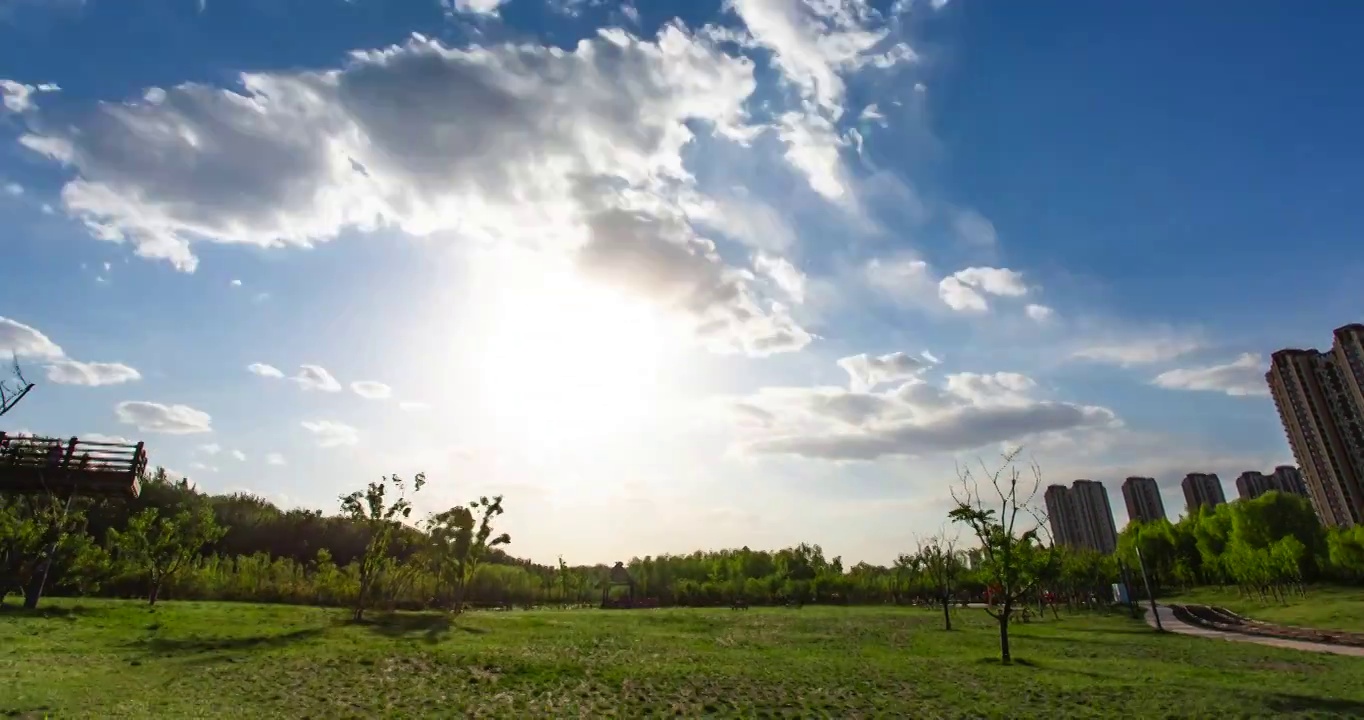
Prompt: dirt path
<box><xmin>1146</xmin><ymin>604</ymin><xmax>1364</xmax><ymax>657</ymax></box>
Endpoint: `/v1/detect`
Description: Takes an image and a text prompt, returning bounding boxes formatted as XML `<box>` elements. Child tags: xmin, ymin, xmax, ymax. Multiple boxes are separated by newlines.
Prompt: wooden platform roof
<box><xmin>0</xmin><ymin>432</ymin><xmax>145</xmax><ymax>498</ymax></box>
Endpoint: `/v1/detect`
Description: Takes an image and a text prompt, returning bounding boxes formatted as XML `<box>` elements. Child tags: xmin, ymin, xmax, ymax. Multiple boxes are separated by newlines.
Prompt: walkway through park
<box><xmin>1145</xmin><ymin>603</ymin><xmax>1364</xmax><ymax>657</ymax></box>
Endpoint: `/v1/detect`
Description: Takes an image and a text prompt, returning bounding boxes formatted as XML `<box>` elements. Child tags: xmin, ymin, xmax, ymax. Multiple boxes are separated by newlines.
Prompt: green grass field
<box><xmin>1168</xmin><ymin>585</ymin><xmax>1364</xmax><ymax>634</ymax></box>
<box><xmin>4</xmin><ymin>600</ymin><xmax>1363</xmax><ymax>719</ymax></box>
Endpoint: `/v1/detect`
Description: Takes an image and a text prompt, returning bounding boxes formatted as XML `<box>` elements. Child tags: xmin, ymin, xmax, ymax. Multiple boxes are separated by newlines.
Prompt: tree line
<box><xmin>2</xmin><ymin>462</ymin><xmax>1361</xmax><ymax>624</ymax></box>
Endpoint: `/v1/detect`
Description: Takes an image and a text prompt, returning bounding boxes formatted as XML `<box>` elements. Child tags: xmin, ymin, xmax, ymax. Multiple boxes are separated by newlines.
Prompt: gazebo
<box><xmin>0</xmin><ymin>432</ymin><xmax>146</xmax><ymax>499</ymax></box>
<box><xmin>599</xmin><ymin>561</ymin><xmax>638</xmax><ymax>609</ymax></box>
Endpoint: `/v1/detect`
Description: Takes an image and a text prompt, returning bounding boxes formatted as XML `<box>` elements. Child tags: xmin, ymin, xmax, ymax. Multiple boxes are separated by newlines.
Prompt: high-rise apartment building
<box><xmin>1237</xmin><ymin>466</ymin><xmax>1310</xmax><ymax>500</ymax></box>
<box><xmin>1269</xmin><ymin>465</ymin><xmax>1308</xmax><ymax>497</ymax></box>
<box><xmin>1045</xmin><ymin>480</ymin><xmax>1118</xmax><ymax>553</ymax></box>
<box><xmin>1045</xmin><ymin>484</ymin><xmax>1080</xmax><ymax>548</ymax></box>
<box><xmin>1266</xmin><ymin>323</ymin><xmax>1364</xmax><ymax>527</ymax></box>
<box><xmin>1071</xmin><ymin>480</ymin><xmax>1119</xmax><ymax>553</ymax></box>
<box><xmin>1121</xmin><ymin>476</ymin><xmax>1166</xmax><ymax>524</ymax></box>
<box><xmin>1235</xmin><ymin>471</ymin><xmax>1273</xmax><ymax>500</ymax></box>
<box><xmin>1181</xmin><ymin>473</ymin><xmax>1226</xmax><ymax>514</ymax></box>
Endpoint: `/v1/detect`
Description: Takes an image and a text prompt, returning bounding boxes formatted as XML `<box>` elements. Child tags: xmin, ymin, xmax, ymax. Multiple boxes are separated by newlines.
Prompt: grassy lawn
<box><xmin>3</xmin><ymin>600</ymin><xmax>1363</xmax><ymax>718</ymax></box>
<box><xmin>1168</xmin><ymin>585</ymin><xmax>1364</xmax><ymax>634</ymax></box>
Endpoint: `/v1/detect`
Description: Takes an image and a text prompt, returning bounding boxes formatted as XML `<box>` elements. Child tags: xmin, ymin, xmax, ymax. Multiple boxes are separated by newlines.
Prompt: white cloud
<box><xmin>1025</xmin><ymin>304</ymin><xmax>1054</xmax><ymax>322</ymax></box>
<box><xmin>859</xmin><ymin>103</ymin><xmax>885</xmax><ymax>124</ymax></box>
<box><xmin>728</xmin><ymin>0</ymin><xmax>915</xmax><ymax>198</ymax></box>
<box><xmin>728</xmin><ymin>360</ymin><xmax>1116</xmax><ymax>461</ymax></box>
<box><xmin>82</xmin><ymin>433</ymin><xmax>131</xmax><ymax>444</ymax></box>
<box><xmin>729</xmin><ymin>0</ymin><xmax>904</xmax><ymax>113</ymax></box>
<box><xmin>577</xmin><ymin>209</ymin><xmax>811</xmax><ymax>355</ymax></box>
<box><xmin>950</xmin><ymin>266</ymin><xmax>1027</xmax><ymax>296</ymax></box>
<box><xmin>246</xmin><ymin>362</ymin><xmax>284</xmax><ymax>378</ymax></box>
<box><xmin>0</xmin><ymin>317</ymin><xmax>65</xmax><ymax>359</ymax></box>
<box><xmin>292</xmin><ymin>364</ymin><xmax>341</xmax><ymax>392</ymax></box>
<box><xmin>687</xmin><ymin>195</ymin><xmax>798</xmax><ymax>252</ymax></box>
<box><xmin>230</xmin><ymin>449</ymin><xmax>247</xmax><ymax>461</ymax></box>
<box><xmin>952</xmin><ymin>209</ymin><xmax>996</xmax><ymax>249</ymax></box>
<box><xmin>3</xmin><ymin>182</ymin><xmax>21</xmax><ymax>197</ymax></box>
<box><xmin>198</xmin><ymin>443</ymin><xmax>222</xmax><ymax>455</ymax></box>
<box><xmin>301</xmin><ymin>420</ymin><xmax>359</xmax><ymax>448</ymax></box>
<box><xmin>442</xmin><ymin>0</ymin><xmax>508</xmax><ymax>16</ymax></box>
<box><xmin>1152</xmin><ymin>353</ymin><xmax>1269</xmax><ymax>398</ymax></box>
<box><xmin>351</xmin><ymin>380</ymin><xmax>392</xmax><ymax>400</ymax></box>
<box><xmin>265</xmin><ymin>452</ymin><xmax>287</xmax><ymax>466</ymax></box>
<box><xmin>115</xmin><ymin>401</ymin><xmax>213</xmax><ymax>434</ymax></box>
<box><xmin>937</xmin><ymin>275</ymin><xmax>987</xmax><ymax>313</ymax></box>
<box><xmin>399</xmin><ymin>401</ymin><xmax>431</xmax><ymax>412</ymax></box>
<box><xmin>777</xmin><ymin>111</ymin><xmax>849</xmax><ymax>199</ymax></box>
<box><xmin>45</xmin><ymin>359</ymin><xmax>141</xmax><ymax>386</ymax></box>
<box><xmin>754</xmin><ymin>254</ymin><xmax>807</xmax><ymax>304</ymax></box>
<box><xmin>0</xmin><ymin>79</ymin><xmax>59</xmax><ymax>113</ymax></box>
<box><xmin>938</xmin><ymin>266</ymin><xmax>1028</xmax><ymax>313</ymax></box>
<box><xmin>1073</xmin><ymin>333</ymin><xmax>1202</xmax><ymax>366</ymax></box>
<box><xmin>189</xmin><ymin>462</ymin><xmax>219</xmax><ymax>473</ymax></box>
<box><xmin>864</xmin><ymin>254</ymin><xmax>937</xmax><ymax>308</ymax></box>
<box><xmin>18</xmin><ymin>27</ymin><xmax>757</xmax><ymax>274</ymax></box>
<box><xmin>21</xmin><ymin>27</ymin><xmax>805</xmax><ymax>357</ymax></box>
<box><xmin>230</xmin><ymin>279</ymin><xmax>242</xmax><ymax>287</ymax></box>
<box><xmin>837</xmin><ymin>351</ymin><xmax>932</xmax><ymax>391</ymax></box>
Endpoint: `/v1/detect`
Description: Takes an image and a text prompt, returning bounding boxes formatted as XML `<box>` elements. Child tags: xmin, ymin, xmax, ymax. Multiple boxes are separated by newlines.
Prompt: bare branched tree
<box><xmin>0</xmin><ymin>355</ymin><xmax>34</xmax><ymax>418</ymax></box>
<box><xmin>948</xmin><ymin>448</ymin><xmax>1059</xmax><ymax>663</ymax></box>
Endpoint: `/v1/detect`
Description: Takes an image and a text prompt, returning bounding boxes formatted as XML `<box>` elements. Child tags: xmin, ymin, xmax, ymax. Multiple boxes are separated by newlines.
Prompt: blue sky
<box><xmin>2</xmin><ymin>0</ymin><xmax>1361</xmax><ymax>565</ymax></box>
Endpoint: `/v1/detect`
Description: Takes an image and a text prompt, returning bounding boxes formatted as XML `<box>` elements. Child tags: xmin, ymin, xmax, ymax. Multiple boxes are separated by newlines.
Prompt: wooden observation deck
<box><xmin>0</xmin><ymin>432</ymin><xmax>146</xmax><ymax>498</ymax></box>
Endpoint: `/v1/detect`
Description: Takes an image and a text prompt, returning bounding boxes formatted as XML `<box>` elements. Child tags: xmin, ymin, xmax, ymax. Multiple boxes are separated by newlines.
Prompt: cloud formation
<box><xmin>246</xmin><ymin>363</ymin><xmax>284</xmax><ymax>378</ymax></box>
<box><xmin>0</xmin><ymin>316</ymin><xmax>64</xmax><ymax>359</ymax></box>
<box><xmin>577</xmin><ymin>210</ymin><xmax>810</xmax><ymax>355</ymax></box>
<box><xmin>728</xmin><ymin>358</ymin><xmax>1117</xmax><ymax>461</ymax></box>
<box><xmin>836</xmin><ymin>351</ymin><xmax>931</xmax><ymax>391</ymax></box>
<box><xmin>1152</xmin><ymin>353</ymin><xmax>1269</xmax><ymax>397</ymax></box>
<box><xmin>0</xmin><ymin>79</ymin><xmax>58</xmax><ymax>113</ymax></box>
<box><xmin>301</xmin><ymin>420</ymin><xmax>359</xmax><ymax>448</ymax></box>
<box><xmin>293</xmin><ymin>365</ymin><xmax>341</xmax><ymax>392</ymax></box>
<box><xmin>938</xmin><ymin>266</ymin><xmax>1027</xmax><ymax>313</ymax></box>
<box><xmin>1073</xmin><ymin>332</ymin><xmax>1202</xmax><ymax>366</ymax></box>
<box><xmin>351</xmin><ymin>381</ymin><xmax>392</xmax><ymax>400</ymax></box>
<box><xmin>16</xmin><ymin>26</ymin><xmax>812</xmax><ymax>356</ymax></box>
<box><xmin>115</xmin><ymin>401</ymin><xmax>213</xmax><ymax>434</ymax></box>
<box><xmin>45</xmin><ymin>359</ymin><xmax>141</xmax><ymax>386</ymax></box>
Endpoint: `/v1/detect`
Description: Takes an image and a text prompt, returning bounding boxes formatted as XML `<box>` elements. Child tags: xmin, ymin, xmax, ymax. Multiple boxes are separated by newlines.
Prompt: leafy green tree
<box><xmin>948</xmin><ymin>451</ymin><xmax>1058</xmax><ymax>664</ymax></box>
<box><xmin>339</xmin><ymin>473</ymin><xmax>424</xmax><ymax>621</ymax></box>
<box><xmin>1325</xmin><ymin>525</ymin><xmax>1364</xmax><ymax>580</ymax></box>
<box><xmin>108</xmin><ymin>506</ymin><xmax>225</xmax><ymax>605</ymax></box>
<box><xmin>0</xmin><ymin>494</ymin><xmax>96</xmax><ymax>608</ymax></box>
<box><xmin>426</xmin><ymin>495</ymin><xmax>510</xmax><ymax>613</ymax></box>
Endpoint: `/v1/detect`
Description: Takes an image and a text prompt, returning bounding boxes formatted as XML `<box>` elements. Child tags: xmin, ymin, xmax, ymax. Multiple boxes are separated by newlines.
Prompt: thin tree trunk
<box><xmin>999</xmin><ymin>603</ymin><xmax>1012</xmax><ymax>663</ymax></box>
<box><xmin>941</xmin><ymin>591</ymin><xmax>952</xmax><ymax>630</ymax></box>
<box><xmin>148</xmin><ymin>583</ymin><xmax>160</xmax><ymax>606</ymax></box>
<box><xmin>23</xmin><ymin>571</ymin><xmax>45</xmax><ymax>610</ymax></box>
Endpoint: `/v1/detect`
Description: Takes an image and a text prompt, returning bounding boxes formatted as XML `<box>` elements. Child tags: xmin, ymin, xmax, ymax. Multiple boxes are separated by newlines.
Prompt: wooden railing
<box><xmin>0</xmin><ymin>432</ymin><xmax>146</xmax><ymax>497</ymax></box>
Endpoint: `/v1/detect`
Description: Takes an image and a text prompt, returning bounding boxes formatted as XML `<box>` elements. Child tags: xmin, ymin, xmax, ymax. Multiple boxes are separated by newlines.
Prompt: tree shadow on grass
<box><xmin>129</xmin><ymin>627</ymin><xmax>326</xmax><ymax>655</ymax></box>
<box><xmin>1262</xmin><ymin>693</ymin><xmax>1364</xmax><ymax>716</ymax></box>
<box><xmin>973</xmin><ymin>657</ymin><xmax>1042</xmax><ymax>668</ymax></box>
<box><xmin>0</xmin><ymin>603</ymin><xmax>96</xmax><ymax>620</ymax></box>
<box><xmin>358</xmin><ymin>612</ymin><xmax>470</xmax><ymax>643</ymax></box>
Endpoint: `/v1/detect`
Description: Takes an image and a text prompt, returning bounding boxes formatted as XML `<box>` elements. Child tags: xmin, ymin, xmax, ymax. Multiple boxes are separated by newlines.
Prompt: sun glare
<box><xmin>462</xmin><ymin>247</ymin><xmax>687</xmax><ymax>455</ymax></box>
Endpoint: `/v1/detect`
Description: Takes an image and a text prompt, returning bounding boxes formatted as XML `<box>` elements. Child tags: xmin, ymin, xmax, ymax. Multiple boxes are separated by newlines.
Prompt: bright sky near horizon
<box><xmin>2</xmin><ymin>0</ymin><xmax>1362</xmax><ymax>566</ymax></box>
